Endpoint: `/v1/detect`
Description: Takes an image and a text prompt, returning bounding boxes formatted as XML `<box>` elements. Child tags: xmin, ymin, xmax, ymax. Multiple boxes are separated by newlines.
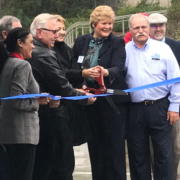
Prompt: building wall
<box><xmin>126</xmin><ymin>0</ymin><xmax>171</xmax><ymax>7</ymax></box>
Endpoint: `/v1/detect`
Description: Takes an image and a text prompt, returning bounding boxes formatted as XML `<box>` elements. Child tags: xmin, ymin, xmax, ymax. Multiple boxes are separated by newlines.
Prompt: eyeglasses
<box><xmin>150</xmin><ymin>24</ymin><xmax>164</xmax><ymax>29</ymax></box>
<box><xmin>41</xmin><ymin>28</ymin><xmax>59</xmax><ymax>34</ymax></box>
<box><xmin>130</xmin><ymin>25</ymin><xmax>149</xmax><ymax>31</ymax></box>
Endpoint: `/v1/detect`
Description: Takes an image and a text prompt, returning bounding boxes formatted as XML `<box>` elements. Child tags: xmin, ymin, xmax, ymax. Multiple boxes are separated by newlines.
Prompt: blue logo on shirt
<box><xmin>151</xmin><ymin>53</ymin><xmax>160</xmax><ymax>60</ymax></box>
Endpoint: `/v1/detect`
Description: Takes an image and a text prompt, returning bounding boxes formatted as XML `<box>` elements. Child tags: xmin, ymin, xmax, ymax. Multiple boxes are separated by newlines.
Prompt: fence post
<box><xmin>76</xmin><ymin>27</ymin><xmax>78</xmax><ymax>38</ymax></box>
<box><xmin>89</xmin><ymin>26</ymin><xmax>92</xmax><ymax>33</ymax></box>
<box><xmin>122</xmin><ymin>19</ymin><xmax>125</xmax><ymax>34</ymax></box>
<box><xmin>71</xmin><ymin>31</ymin><xmax>74</xmax><ymax>47</ymax></box>
<box><xmin>82</xmin><ymin>25</ymin><xmax>84</xmax><ymax>35</ymax></box>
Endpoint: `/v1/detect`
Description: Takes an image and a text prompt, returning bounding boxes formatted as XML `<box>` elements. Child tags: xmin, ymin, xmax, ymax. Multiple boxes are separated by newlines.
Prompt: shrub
<box><xmin>166</xmin><ymin>0</ymin><xmax>180</xmax><ymax>40</ymax></box>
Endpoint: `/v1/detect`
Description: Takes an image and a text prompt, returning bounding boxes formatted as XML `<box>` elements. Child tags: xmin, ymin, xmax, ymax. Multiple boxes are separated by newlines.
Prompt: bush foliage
<box><xmin>1</xmin><ymin>0</ymin><xmax>166</xmax><ymax>30</ymax></box>
<box><xmin>166</xmin><ymin>0</ymin><xmax>180</xmax><ymax>40</ymax></box>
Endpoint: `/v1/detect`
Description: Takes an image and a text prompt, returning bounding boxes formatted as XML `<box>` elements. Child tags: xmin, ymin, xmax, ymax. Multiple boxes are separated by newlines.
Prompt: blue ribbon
<box><xmin>1</xmin><ymin>93</ymin><xmax>112</xmax><ymax>100</ymax></box>
<box><xmin>1</xmin><ymin>77</ymin><xmax>180</xmax><ymax>100</ymax></box>
<box><xmin>124</xmin><ymin>77</ymin><xmax>180</xmax><ymax>93</ymax></box>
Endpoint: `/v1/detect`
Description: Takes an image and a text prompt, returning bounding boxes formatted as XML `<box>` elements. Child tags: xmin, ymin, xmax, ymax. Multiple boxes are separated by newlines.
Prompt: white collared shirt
<box><xmin>125</xmin><ymin>38</ymin><xmax>180</xmax><ymax>112</ymax></box>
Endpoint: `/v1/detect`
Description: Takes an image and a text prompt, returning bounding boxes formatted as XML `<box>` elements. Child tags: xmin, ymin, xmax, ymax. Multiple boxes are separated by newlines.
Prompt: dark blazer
<box><xmin>27</xmin><ymin>38</ymin><xmax>87</xmax><ymax>105</ymax></box>
<box><xmin>54</xmin><ymin>41</ymin><xmax>83</xmax><ymax>87</ymax></box>
<box><xmin>27</xmin><ymin>38</ymin><xmax>88</xmax><ymax>120</ymax></box>
<box><xmin>0</xmin><ymin>58</ymin><xmax>39</xmax><ymax>144</ymax></box>
<box><xmin>73</xmin><ymin>33</ymin><xmax>131</xmax><ymax>103</ymax></box>
<box><xmin>165</xmin><ymin>37</ymin><xmax>180</xmax><ymax>65</ymax></box>
<box><xmin>0</xmin><ymin>41</ymin><xmax>8</xmax><ymax>74</ymax></box>
<box><xmin>54</xmin><ymin>41</ymin><xmax>91</xmax><ymax>146</ymax></box>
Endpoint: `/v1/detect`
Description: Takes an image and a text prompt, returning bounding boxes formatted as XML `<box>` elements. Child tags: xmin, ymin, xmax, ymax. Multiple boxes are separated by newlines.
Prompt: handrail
<box><xmin>65</xmin><ymin>10</ymin><xmax>167</xmax><ymax>47</ymax></box>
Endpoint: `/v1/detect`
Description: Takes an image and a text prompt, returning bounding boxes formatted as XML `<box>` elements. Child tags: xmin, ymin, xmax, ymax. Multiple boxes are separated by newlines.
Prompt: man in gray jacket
<box><xmin>0</xmin><ymin>15</ymin><xmax>22</xmax><ymax>180</ymax></box>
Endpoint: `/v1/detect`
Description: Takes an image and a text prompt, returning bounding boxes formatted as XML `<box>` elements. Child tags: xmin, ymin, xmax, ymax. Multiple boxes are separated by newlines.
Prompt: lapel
<box><xmin>59</xmin><ymin>52</ymin><xmax>70</xmax><ymax>68</ymax></box>
<box><xmin>81</xmin><ymin>35</ymin><xmax>91</xmax><ymax>56</ymax></box>
<box><xmin>54</xmin><ymin>51</ymin><xmax>66</xmax><ymax>74</ymax></box>
<box><xmin>98</xmin><ymin>34</ymin><xmax>111</xmax><ymax>57</ymax></box>
<box><xmin>66</xmin><ymin>44</ymin><xmax>74</xmax><ymax>61</ymax></box>
<box><xmin>54</xmin><ymin>43</ymin><xmax>70</xmax><ymax>68</ymax></box>
<box><xmin>165</xmin><ymin>37</ymin><xmax>176</xmax><ymax>55</ymax></box>
<box><xmin>80</xmin><ymin>33</ymin><xmax>111</xmax><ymax>57</ymax></box>
<box><xmin>165</xmin><ymin>37</ymin><xmax>173</xmax><ymax>47</ymax></box>
<box><xmin>33</xmin><ymin>38</ymin><xmax>47</xmax><ymax>49</ymax></box>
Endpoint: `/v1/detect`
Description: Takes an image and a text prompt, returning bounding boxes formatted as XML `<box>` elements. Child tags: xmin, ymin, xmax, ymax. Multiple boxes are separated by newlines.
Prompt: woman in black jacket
<box><xmin>73</xmin><ymin>5</ymin><xmax>131</xmax><ymax>180</ymax></box>
<box><xmin>53</xmin><ymin>15</ymin><xmax>100</xmax><ymax>146</ymax></box>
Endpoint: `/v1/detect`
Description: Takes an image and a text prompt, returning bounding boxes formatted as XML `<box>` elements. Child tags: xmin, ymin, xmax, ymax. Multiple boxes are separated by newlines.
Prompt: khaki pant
<box><xmin>150</xmin><ymin>119</ymin><xmax>180</xmax><ymax>180</ymax></box>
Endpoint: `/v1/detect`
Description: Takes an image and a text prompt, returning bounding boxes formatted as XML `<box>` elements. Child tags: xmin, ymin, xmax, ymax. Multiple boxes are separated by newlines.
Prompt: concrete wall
<box><xmin>126</xmin><ymin>0</ymin><xmax>171</xmax><ymax>7</ymax></box>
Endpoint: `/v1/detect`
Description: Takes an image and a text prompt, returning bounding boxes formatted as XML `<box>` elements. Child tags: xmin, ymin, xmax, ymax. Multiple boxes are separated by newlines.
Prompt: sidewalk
<box><xmin>73</xmin><ymin>143</ymin><xmax>131</xmax><ymax>180</ymax></box>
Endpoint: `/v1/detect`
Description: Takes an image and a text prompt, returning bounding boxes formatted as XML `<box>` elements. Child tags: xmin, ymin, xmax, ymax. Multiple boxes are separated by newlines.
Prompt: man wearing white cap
<box><xmin>149</xmin><ymin>13</ymin><xmax>180</xmax><ymax>64</ymax></box>
<box><xmin>149</xmin><ymin>13</ymin><xmax>180</xmax><ymax>180</ymax></box>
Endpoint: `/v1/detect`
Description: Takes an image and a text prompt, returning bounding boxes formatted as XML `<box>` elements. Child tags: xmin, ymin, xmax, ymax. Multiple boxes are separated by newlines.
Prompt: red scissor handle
<box><xmin>85</xmin><ymin>66</ymin><xmax>106</xmax><ymax>94</ymax></box>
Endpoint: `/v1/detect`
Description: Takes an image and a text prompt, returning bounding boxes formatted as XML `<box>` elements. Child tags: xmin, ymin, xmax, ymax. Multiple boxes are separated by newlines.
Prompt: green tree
<box><xmin>103</xmin><ymin>0</ymin><xmax>118</xmax><ymax>15</ymax></box>
<box><xmin>166</xmin><ymin>0</ymin><xmax>180</xmax><ymax>40</ymax></box>
<box><xmin>1</xmin><ymin>0</ymin><xmax>167</xmax><ymax>30</ymax></box>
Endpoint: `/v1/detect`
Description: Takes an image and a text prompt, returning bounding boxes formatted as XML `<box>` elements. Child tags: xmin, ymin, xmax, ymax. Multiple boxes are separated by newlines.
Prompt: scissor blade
<box><xmin>105</xmin><ymin>96</ymin><xmax>120</xmax><ymax>114</ymax></box>
<box><xmin>106</xmin><ymin>89</ymin><xmax>128</xmax><ymax>96</ymax></box>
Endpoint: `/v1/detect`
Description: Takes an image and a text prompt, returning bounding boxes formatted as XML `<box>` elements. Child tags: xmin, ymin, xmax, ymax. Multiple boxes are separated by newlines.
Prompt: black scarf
<box><xmin>90</xmin><ymin>33</ymin><xmax>107</xmax><ymax>45</ymax></box>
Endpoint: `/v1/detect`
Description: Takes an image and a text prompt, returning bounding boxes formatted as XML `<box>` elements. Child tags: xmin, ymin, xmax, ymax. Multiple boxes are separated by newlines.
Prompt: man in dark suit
<box><xmin>149</xmin><ymin>13</ymin><xmax>180</xmax><ymax>180</ymax></box>
<box><xmin>0</xmin><ymin>15</ymin><xmax>22</xmax><ymax>72</ymax></box>
<box><xmin>0</xmin><ymin>16</ymin><xmax>22</xmax><ymax>41</ymax></box>
<box><xmin>28</xmin><ymin>13</ymin><xmax>97</xmax><ymax>180</ymax></box>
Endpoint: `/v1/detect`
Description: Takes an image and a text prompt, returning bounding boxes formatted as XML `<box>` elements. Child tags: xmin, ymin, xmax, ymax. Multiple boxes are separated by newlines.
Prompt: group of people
<box><xmin>0</xmin><ymin>5</ymin><xmax>179</xmax><ymax>180</ymax></box>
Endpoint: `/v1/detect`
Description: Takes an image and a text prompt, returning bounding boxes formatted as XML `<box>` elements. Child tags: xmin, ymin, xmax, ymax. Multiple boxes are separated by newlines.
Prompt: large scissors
<box><xmin>85</xmin><ymin>66</ymin><xmax>128</xmax><ymax>114</ymax></box>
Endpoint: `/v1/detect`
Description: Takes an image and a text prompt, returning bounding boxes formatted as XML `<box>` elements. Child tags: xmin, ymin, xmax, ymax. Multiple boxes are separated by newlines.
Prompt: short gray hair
<box><xmin>30</xmin><ymin>13</ymin><xmax>59</xmax><ymax>37</ymax></box>
<box><xmin>128</xmin><ymin>14</ymin><xmax>149</xmax><ymax>28</ymax></box>
<box><xmin>0</xmin><ymin>15</ymin><xmax>21</xmax><ymax>39</ymax></box>
<box><xmin>148</xmin><ymin>13</ymin><xmax>167</xmax><ymax>24</ymax></box>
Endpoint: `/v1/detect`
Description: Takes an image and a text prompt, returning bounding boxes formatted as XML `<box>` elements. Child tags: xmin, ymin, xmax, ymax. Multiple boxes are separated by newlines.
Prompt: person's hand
<box><xmin>167</xmin><ymin>111</ymin><xmax>179</xmax><ymax>125</ymax></box>
<box><xmin>38</xmin><ymin>97</ymin><xmax>50</xmax><ymax>105</ymax></box>
<box><xmin>86</xmin><ymin>93</ymin><xmax>96</xmax><ymax>105</ymax></box>
<box><xmin>96</xmin><ymin>65</ymin><xmax>109</xmax><ymax>77</ymax></box>
<box><xmin>37</xmin><ymin>93</ymin><xmax>50</xmax><ymax>105</ymax></box>
<box><xmin>82</xmin><ymin>67</ymin><xmax>100</xmax><ymax>79</ymax></box>
<box><xmin>82</xmin><ymin>85</ymin><xmax>90</xmax><ymax>93</ymax></box>
<box><xmin>76</xmin><ymin>88</ymin><xmax>87</xmax><ymax>94</ymax></box>
<box><xmin>49</xmin><ymin>97</ymin><xmax>60</xmax><ymax>108</ymax></box>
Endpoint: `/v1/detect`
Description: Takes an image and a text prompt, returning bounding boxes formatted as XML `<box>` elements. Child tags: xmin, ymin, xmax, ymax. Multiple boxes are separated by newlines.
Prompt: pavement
<box><xmin>73</xmin><ymin>143</ymin><xmax>131</xmax><ymax>180</ymax></box>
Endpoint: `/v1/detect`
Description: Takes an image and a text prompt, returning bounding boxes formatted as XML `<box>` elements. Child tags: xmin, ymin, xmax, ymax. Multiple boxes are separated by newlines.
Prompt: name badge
<box><xmin>151</xmin><ymin>53</ymin><xmax>160</xmax><ymax>60</ymax></box>
<box><xmin>77</xmin><ymin>56</ymin><xmax>84</xmax><ymax>63</ymax></box>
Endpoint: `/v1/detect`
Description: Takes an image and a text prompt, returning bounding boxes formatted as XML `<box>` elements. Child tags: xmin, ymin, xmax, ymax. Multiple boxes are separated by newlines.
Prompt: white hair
<box><xmin>128</xmin><ymin>14</ymin><xmax>149</xmax><ymax>28</ymax></box>
<box><xmin>30</xmin><ymin>13</ymin><xmax>58</xmax><ymax>37</ymax></box>
<box><xmin>148</xmin><ymin>13</ymin><xmax>167</xmax><ymax>24</ymax></box>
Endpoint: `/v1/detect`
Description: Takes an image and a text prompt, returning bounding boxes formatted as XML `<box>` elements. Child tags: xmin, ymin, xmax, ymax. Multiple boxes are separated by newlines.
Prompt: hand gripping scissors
<box><xmin>85</xmin><ymin>66</ymin><xmax>128</xmax><ymax>114</ymax></box>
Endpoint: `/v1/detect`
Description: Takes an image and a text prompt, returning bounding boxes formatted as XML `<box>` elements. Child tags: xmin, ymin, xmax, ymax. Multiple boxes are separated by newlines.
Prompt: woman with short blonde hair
<box><xmin>90</xmin><ymin>5</ymin><xmax>115</xmax><ymax>28</ymax></box>
<box><xmin>73</xmin><ymin>5</ymin><xmax>131</xmax><ymax>180</ymax></box>
<box><xmin>54</xmin><ymin>14</ymin><xmax>65</xmax><ymax>24</ymax></box>
<box><xmin>50</xmin><ymin>13</ymin><xmax>98</xmax><ymax>180</ymax></box>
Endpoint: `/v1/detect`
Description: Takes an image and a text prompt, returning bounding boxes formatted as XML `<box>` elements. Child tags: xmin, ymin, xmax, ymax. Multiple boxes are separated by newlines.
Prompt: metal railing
<box><xmin>65</xmin><ymin>10</ymin><xmax>167</xmax><ymax>47</ymax></box>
